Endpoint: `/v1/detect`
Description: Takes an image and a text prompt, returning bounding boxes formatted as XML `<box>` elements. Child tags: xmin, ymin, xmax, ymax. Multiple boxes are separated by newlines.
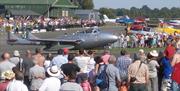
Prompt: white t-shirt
<box><xmin>39</xmin><ymin>77</ymin><xmax>61</xmax><ymax>91</ymax></box>
<box><xmin>74</xmin><ymin>56</ymin><xmax>90</xmax><ymax>73</ymax></box>
<box><xmin>60</xmin><ymin>82</ymin><xmax>83</xmax><ymax>91</ymax></box>
<box><xmin>44</xmin><ymin>60</ymin><xmax>51</xmax><ymax>68</ymax></box>
<box><xmin>6</xmin><ymin>80</ymin><xmax>28</xmax><ymax>91</ymax></box>
<box><xmin>148</xmin><ymin>60</ymin><xmax>159</xmax><ymax>78</ymax></box>
<box><xmin>87</xmin><ymin>58</ymin><xmax>95</xmax><ymax>72</ymax></box>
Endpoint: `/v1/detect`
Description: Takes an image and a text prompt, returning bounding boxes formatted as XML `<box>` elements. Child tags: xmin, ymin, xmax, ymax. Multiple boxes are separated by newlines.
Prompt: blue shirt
<box><xmin>50</xmin><ymin>55</ymin><xmax>68</xmax><ymax>69</ymax></box>
<box><xmin>116</xmin><ymin>55</ymin><xmax>132</xmax><ymax>79</ymax></box>
<box><xmin>161</xmin><ymin>57</ymin><xmax>172</xmax><ymax>79</ymax></box>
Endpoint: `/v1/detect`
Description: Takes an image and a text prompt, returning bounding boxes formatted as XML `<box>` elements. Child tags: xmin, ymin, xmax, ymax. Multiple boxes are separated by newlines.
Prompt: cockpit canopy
<box><xmin>79</xmin><ymin>28</ymin><xmax>100</xmax><ymax>34</ymax></box>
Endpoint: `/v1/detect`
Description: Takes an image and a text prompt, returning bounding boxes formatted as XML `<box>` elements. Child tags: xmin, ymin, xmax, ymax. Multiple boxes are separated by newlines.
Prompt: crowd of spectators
<box><xmin>114</xmin><ymin>32</ymin><xmax>179</xmax><ymax>48</ymax></box>
<box><xmin>0</xmin><ymin>16</ymin><xmax>102</xmax><ymax>32</ymax></box>
<box><xmin>0</xmin><ymin>36</ymin><xmax>180</xmax><ymax>91</ymax></box>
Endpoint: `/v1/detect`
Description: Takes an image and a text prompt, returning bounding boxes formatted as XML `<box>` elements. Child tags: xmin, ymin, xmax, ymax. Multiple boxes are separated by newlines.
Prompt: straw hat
<box><xmin>139</xmin><ymin>49</ymin><xmax>144</xmax><ymax>53</ymax></box>
<box><xmin>1</xmin><ymin>70</ymin><xmax>15</xmax><ymax>80</ymax></box>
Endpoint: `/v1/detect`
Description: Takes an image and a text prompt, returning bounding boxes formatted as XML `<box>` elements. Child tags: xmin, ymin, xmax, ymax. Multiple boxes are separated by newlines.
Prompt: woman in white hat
<box><xmin>0</xmin><ymin>70</ymin><xmax>15</xmax><ymax>91</ymax></box>
<box><xmin>147</xmin><ymin>50</ymin><xmax>160</xmax><ymax>91</ymax></box>
<box><xmin>39</xmin><ymin>65</ymin><xmax>61</xmax><ymax>91</ymax></box>
<box><xmin>9</xmin><ymin>50</ymin><xmax>23</xmax><ymax>66</ymax></box>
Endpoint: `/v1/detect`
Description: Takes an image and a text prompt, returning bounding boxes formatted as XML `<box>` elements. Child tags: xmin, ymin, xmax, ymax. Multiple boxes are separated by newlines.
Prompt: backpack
<box><xmin>16</xmin><ymin>57</ymin><xmax>24</xmax><ymax>73</ymax></box>
<box><xmin>96</xmin><ymin>65</ymin><xmax>109</xmax><ymax>89</ymax></box>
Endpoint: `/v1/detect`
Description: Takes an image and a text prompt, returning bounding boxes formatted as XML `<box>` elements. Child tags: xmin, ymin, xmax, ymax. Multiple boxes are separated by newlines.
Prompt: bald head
<box><xmin>1</xmin><ymin>52</ymin><xmax>10</xmax><ymax>61</ymax></box>
<box><xmin>108</xmin><ymin>55</ymin><xmax>116</xmax><ymax>64</ymax></box>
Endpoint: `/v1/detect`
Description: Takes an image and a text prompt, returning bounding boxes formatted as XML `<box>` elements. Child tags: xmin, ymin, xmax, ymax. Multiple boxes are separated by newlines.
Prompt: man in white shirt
<box><xmin>74</xmin><ymin>49</ymin><xmax>90</xmax><ymax>73</ymax></box>
<box><xmin>39</xmin><ymin>65</ymin><xmax>61</xmax><ymax>91</ymax></box>
<box><xmin>6</xmin><ymin>69</ymin><xmax>28</xmax><ymax>91</ymax></box>
<box><xmin>50</xmin><ymin>49</ymin><xmax>68</xmax><ymax>69</ymax></box>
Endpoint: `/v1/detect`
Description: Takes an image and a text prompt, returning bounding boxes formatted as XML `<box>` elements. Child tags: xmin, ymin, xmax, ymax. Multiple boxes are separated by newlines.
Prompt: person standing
<box><xmin>61</xmin><ymin>54</ymin><xmax>80</xmax><ymax>84</ymax></box>
<box><xmin>0</xmin><ymin>70</ymin><xmax>15</xmax><ymax>91</ymax></box>
<box><xmin>106</xmin><ymin>55</ymin><xmax>121</xmax><ymax>91</ymax></box>
<box><xmin>0</xmin><ymin>52</ymin><xmax>15</xmax><ymax>78</ymax></box>
<box><xmin>6</xmin><ymin>69</ymin><xmax>28</xmax><ymax>91</ymax></box>
<box><xmin>128</xmin><ymin>55</ymin><xmax>149</xmax><ymax>91</ymax></box>
<box><xmin>60</xmin><ymin>63</ymin><xmax>83</xmax><ymax>91</ymax></box>
<box><xmin>164</xmin><ymin>40</ymin><xmax>176</xmax><ymax>61</ymax></box>
<box><xmin>74</xmin><ymin>49</ymin><xmax>90</xmax><ymax>73</ymax></box>
<box><xmin>39</xmin><ymin>65</ymin><xmax>61</xmax><ymax>91</ymax></box>
<box><xmin>22</xmin><ymin>50</ymin><xmax>34</xmax><ymax>88</ymax></box>
<box><xmin>29</xmin><ymin>59</ymin><xmax>45</xmax><ymax>91</ymax></box>
<box><xmin>51</xmin><ymin>49</ymin><xmax>68</xmax><ymax>69</ymax></box>
<box><xmin>160</xmin><ymin>54</ymin><xmax>172</xmax><ymax>91</ymax></box>
<box><xmin>63</xmin><ymin>48</ymin><xmax>69</xmax><ymax>59</ymax></box>
<box><xmin>116</xmin><ymin>50</ymin><xmax>132</xmax><ymax>83</ymax></box>
<box><xmin>9</xmin><ymin>50</ymin><xmax>23</xmax><ymax>66</ymax></box>
<box><xmin>33</xmin><ymin>48</ymin><xmax>45</xmax><ymax>67</ymax></box>
<box><xmin>74</xmin><ymin>49</ymin><xmax>90</xmax><ymax>84</ymax></box>
<box><xmin>101</xmin><ymin>50</ymin><xmax>111</xmax><ymax>64</ymax></box>
<box><xmin>138</xmin><ymin>49</ymin><xmax>147</xmax><ymax>63</ymax></box>
<box><xmin>147</xmin><ymin>50</ymin><xmax>159</xmax><ymax>91</ymax></box>
<box><xmin>171</xmin><ymin>45</ymin><xmax>180</xmax><ymax>91</ymax></box>
<box><xmin>44</xmin><ymin>53</ymin><xmax>53</xmax><ymax>69</ymax></box>
<box><xmin>87</xmin><ymin>50</ymin><xmax>96</xmax><ymax>73</ymax></box>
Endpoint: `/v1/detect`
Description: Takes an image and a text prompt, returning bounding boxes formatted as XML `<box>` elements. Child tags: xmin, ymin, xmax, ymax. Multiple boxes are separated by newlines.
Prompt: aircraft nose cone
<box><xmin>111</xmin><ymin>35</ymin><xmax>118</xmax><ymax>42</ymax></box>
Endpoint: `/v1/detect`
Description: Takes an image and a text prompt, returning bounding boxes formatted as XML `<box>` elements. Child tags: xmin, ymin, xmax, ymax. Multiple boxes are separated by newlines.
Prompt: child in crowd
<box><xmin>80</xmin><ymin>74</ymin><xmax>92</xmax><ymax>91</ymax></box>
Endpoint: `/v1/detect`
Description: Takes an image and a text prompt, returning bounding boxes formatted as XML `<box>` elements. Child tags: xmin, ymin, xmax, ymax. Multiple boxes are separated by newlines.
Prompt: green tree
<box><xmin>99</xmin><ymin>8</ymin><xmax>116</xmax><ymax>18</ymax></box>
<box><xmin>130</xmin><ymin>7</ymin><xmax>139</xmax><ymax>18</ymax></box>
<box><xmin>81</xmin><ymin>0</ymin><xmax>94</xmax><ymax>9</ymax></box>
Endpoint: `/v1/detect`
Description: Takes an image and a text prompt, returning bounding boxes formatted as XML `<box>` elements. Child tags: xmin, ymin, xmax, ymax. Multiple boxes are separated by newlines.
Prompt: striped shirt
<box><xmin>116</xmin><ymin>55</ymin><xmax>132</xmax><ymax>80</ymax></box>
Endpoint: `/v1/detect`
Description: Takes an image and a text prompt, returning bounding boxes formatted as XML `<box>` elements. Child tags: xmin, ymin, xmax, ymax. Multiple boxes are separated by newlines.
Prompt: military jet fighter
<box><xmin>7</xmin><ymin>28</ymin><xmax>118</xmax><ymax>50</ymax></box>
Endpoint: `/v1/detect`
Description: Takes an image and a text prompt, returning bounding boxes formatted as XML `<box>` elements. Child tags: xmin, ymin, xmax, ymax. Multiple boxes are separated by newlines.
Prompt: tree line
<box><xmin>71</xmin><ymin>1</ymin><xmax>180</xmax><ymax>19</ymax></box>
<box><xmin>99</xmin><ymin>5</ymin><xmax>180</xmax><ymax>19</ymax></box>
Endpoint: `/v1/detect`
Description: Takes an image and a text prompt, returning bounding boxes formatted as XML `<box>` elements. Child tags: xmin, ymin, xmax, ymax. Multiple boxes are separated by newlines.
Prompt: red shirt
<box><xmin>0</xmin><ymin>81</ymin><xmax>10</xmax><ymax>91</ymax></box>
<box><xmin>172</xmin><ymin>62</ymin><xmax>180</xmax><ymax>84</ymax></box>
<box><xmin>164</xmin><ymin>45</ymin><xmax>176</xmax><ymax>60</ymax></box>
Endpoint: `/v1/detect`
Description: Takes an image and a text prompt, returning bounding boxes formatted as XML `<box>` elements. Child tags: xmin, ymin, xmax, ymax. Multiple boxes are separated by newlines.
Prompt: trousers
<box><xmin>129</xmin><ymin>83</ymin><xmax>148</xmax><ymax>91</ymax></box>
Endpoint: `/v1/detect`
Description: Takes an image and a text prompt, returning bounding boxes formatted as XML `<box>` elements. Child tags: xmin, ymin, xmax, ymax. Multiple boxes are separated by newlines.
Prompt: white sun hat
<box><xmin>150</xmin><ymin>50</ymin><xmax>158</xmax><ymax>57</ymax></box>
<box><xmin>47</xmin><ymin>65</ymin><xmax>60</xmax><ymax>77</ymax></box>
<box><xmin>13</xmin><ymin>50</ymin><xmax>20</xmax><ymax>57</ymax></box>
<box><xmin>139</xmin><ymin>49</ymin><xmax>144</xmax><ymax>53</ymax></box>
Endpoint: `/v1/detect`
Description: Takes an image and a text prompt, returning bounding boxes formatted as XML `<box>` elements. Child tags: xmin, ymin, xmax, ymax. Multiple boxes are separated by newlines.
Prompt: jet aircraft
<box><xmin>103</xmin><ymin>15</ymin><xmax>117</xmax><ymax>23</ymax></box>
<box><xmin>168</xmin><ymin>20</ymin><xmax>180</xmax><ymax>26</ymax></box>
<box><xmin>7</xmin><ymin>28</ymin><xmax>118</xmax><ymax>50</ymax></box>
<box><xmin>116</xmin><ymin>15</ymin><xmax>134</xmax><ymax>25</ymax></box>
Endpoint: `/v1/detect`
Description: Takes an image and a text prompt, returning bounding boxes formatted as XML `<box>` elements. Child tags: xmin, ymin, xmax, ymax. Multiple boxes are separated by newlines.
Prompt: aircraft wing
<box><xmin>26</xmin><ymin>32</ymin><xmax>81</xmax><ymax>44</ymax></box>
<box><xmin>28</xmin><ymin>38</ymin><xmax>81</xmax><ymax>44</ymax></box>
<box><xmin>45</xmin><ymin>44</ymin><xmax>75</xmax><ymax>51</ymax></box>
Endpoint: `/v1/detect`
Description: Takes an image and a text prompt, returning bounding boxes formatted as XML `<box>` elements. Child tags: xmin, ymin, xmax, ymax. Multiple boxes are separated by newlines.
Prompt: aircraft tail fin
<box><xmin>26</xmin><ymin>31</ymin><xmax>39</xmax><ymax>40</ymax></box>
<box><xmin>125</xmin><ymin>15</ymin><xmax>130</xmax><ymax>19</ymax></box>
<box><xmin>7</xmin><ymin>32</ymin><xmax>20</xmax><ymax>41</ymax></box>
<box><xmin>103</xmin><ymin>14</ymin><xmax>109</xmax><ymax>20</ymax></box>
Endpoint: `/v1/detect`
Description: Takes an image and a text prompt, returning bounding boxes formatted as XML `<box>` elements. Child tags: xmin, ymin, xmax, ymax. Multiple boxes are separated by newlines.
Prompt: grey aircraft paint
<box><xmin>7</xmin><ymin>28</ymin><xmax>118</xmax><ymax>50</ymax></box>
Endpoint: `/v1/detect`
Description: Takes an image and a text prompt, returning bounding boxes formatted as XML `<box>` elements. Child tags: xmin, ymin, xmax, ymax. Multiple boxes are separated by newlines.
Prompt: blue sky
<box><xmin>93</xmin><ymin>0</ymin><xmax>180</xmax><ymax>9</ymax></box>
